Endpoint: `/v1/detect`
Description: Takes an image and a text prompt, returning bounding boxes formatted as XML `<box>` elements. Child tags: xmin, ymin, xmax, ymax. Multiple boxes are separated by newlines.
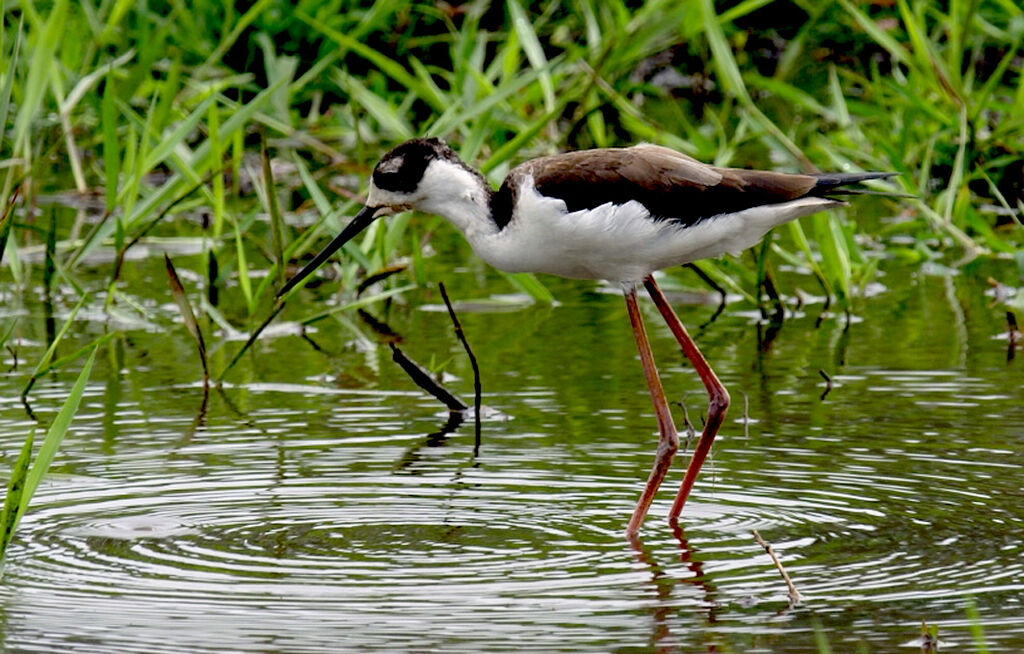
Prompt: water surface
<box><xmin>1</xmin><ymin>245</ymin><xmax>1022</xmax><ymax>652</ymax></box>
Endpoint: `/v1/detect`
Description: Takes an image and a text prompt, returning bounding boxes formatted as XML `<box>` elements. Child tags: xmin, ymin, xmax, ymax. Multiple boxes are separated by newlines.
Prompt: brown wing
<box><xmin>502</xmin><ymin>145</ymin><xmax>820</xmax><ymax>227</ymax></box>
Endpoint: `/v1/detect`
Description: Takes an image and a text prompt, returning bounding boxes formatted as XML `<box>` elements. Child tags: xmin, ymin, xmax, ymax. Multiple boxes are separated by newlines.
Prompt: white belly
<box><xmin>469</xmin><ymin>184</ymin><xmax>839</xmax><ymax>283</ymax></box>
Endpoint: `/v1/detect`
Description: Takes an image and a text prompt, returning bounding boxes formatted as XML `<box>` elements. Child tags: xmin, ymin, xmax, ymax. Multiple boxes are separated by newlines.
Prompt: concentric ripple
<box><xmin>4</xmin><ymin>368</ymin><xmax>1022</xmax><ymax>654</ymax></box>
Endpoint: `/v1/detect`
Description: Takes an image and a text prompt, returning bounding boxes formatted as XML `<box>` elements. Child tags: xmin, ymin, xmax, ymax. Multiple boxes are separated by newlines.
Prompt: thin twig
<box><xmin>752</xmin><ymin>529</ymin><xmax>803</xmax><ymax>607</ymax></box>
<box><xmin>675</xmin><ymin>394</ymin><xmax>697</xmax><ymax>452</ymax></box>
<box><xmin>438</xmin><ymin>282</ymin><xmax>482</xmax><ymax>455</ymax></box>
<box><xmin>389</xmin><ymin>343</ymin><xmax>468</xmax><ymax>412</ymax></box>
<box><xmin>741</xmin><ymin>391</ymin><xmax>750</xmax><ymax>437</ymax></box>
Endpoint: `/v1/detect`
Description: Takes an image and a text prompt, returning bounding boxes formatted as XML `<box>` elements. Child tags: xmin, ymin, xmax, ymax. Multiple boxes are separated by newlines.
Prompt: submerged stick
<box><xmin>818</xmin><ymin>369</ymin><xmax>832</xmax><ymax>400</ymax></box>
<box><xmin>438</xmin><ymin>282</ymin><xmax>482</xmax><ymax>454</ymax></box>
<box><xmin>675</xmin><ymin>394</ymin><xmax>697</xmax><ymax>453</ymax></box>
<box><xmin>1008</xmin><ymin>311</ymin><xmax>1019</xmax><ymax>363</ymax></box>
<box><xmin>389</xmin><ymin>343</ymin><xmax>468</xmax><ymax>412</ymax></box>
<box><xmin>752</xmin><ymin>529</ymin><xmax>803</xmax><ymax>606</ymax></box>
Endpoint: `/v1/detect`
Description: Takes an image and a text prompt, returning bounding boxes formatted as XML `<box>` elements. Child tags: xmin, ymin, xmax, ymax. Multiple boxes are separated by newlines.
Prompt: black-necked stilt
<box><xmin>279</xmin><ymin>138</ymin><xmax>895</xmax><ymax>535</ymax></box>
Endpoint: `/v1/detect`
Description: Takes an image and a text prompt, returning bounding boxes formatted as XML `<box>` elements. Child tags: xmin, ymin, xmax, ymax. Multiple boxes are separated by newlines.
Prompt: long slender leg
<box><xmin>624</xmin><ymin>284</ymin><xmax>680</xmax><ymax>536</ymax></box>
<box><xmin>643</xmin><ymin>276</ymin><xmax>730</xmax><ymax>520</ymax></box>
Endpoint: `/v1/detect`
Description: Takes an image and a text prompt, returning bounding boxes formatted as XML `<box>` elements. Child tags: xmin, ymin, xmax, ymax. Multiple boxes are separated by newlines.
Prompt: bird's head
<box><xmin>365</xmin><ymin>137</ymin><xmax>463</xmax><ymax>215</ymax></box>
<box><xmin>277</xmin><ymin>138</ymin><xmax>463</xmax><ymax>298</ymax></box>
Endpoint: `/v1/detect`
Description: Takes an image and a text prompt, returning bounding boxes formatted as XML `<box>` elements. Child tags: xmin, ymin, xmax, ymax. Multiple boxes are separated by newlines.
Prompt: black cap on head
<box><xmin>371</xmin><ymin>138</ymin><xmax>459</xmax><ymax>193</ymax></box>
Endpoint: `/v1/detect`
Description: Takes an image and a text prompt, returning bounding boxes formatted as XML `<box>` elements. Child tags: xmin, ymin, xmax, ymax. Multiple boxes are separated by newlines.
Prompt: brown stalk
<box><xmin>164</xmin><ymin>254</ymin><xmax>209</xmax><ymax>388</ymax></box>
<box><xmin>752</xmin><ymin>529</ymin><xmax>803</xmax><ymax>607</ymax></box>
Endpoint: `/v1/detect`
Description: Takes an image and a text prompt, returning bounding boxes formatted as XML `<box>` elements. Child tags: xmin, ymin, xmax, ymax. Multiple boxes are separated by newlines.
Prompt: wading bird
<box><xmin>278</xmin><ymin>138</ymin><xmax>894</xmax><ymax>535</ymax></box>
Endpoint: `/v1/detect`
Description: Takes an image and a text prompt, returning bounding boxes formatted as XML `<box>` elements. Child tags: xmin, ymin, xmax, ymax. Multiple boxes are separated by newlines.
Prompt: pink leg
<box><xmin>624</xmin><ymin>285</ymin><xmax>680</xmax><ymax>536</ymax></box>
<box><xmin>643</xmin><ymin>276</ymin><xmax>730</xmax><ymax>520</ymax></box>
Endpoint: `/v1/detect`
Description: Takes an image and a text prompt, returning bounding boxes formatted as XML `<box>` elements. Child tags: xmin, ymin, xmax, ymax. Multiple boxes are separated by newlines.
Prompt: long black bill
<box><xmin>276</xmin><ymin>205</ymin><xmax>381</xmax><ymax>298</ymax></box>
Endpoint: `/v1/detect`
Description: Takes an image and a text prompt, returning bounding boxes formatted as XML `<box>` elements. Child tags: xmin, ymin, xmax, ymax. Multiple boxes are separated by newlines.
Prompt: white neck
<box><xmin>414</xmin><ymin>160</ymin><xmax>497</xmax><ymax>240</ymax></box>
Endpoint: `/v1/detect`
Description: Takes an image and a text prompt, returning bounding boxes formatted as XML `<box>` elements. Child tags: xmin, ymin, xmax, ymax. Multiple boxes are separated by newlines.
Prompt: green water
<box><xmin>1</xmin><ymin>227</ymin><xmax>1022</xmax><ymax>652</ymax></box>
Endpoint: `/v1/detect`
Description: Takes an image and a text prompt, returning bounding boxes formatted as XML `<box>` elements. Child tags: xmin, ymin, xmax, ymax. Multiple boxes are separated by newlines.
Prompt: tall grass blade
<box><xmin>965</xmin><ymin>599</ymin><xmax>991</xmax><ymax>654</ymax></box>
<box><xmin>507</xmin><ymin>0</ymin><xmax>555</xmax><ymax>112</ymax></box>
<box><xmin>102</xmin><ymin>73</ymin><xmax>120</xmax><ymax>213</ymax></box>
<box><xmin>19</xmin><ymin>347</ymin><xmax>98</xmax><ymax>527</ymax></box>
<box><xmin>0</xmin><ymin>427</ymin><xmax>34</xmax><ymax>561</ymax></box>
<box><xmin>500</xmin><ymin>272</ymin><xmax>554</xmax><ymax>303</ymax></box>
<box><xmin>0</xmin><ymin>319</ymin><xmax>17</xmax><ymax>351</ymax></box>
<box><xmin>0</xmin><ymin>187</ymin><xmax>18</xmax><ymax>269</ymax></box>
<box><xmin>0</xmin><ymin>13</ymin><xmax>24</xmax><ymax>156</ymax></box>
<box><xmin>140</xmin><ymin>95</ymin><xmax>215</xmax><ymax>177</ymax></box>
<box><xmin>944</xmin><ymin>107</ymin><xmax>969</xmax><ymax>225</ymax></box>
<box><xmin>233</xmin><ymin>217</ymin><xmax>253</xmax><ymax>310</ymax></box>
<box><xmin>22</xmin><ymin>294</ymin><xmax>89</xmax><ymax>398</ymax></box>
<box><xmin>32</xmin><ymin>333</ymin><xmax>116</xmax><ymax>380</ymax></box>
<box><xmin>164</xmin><ymin>255</ymin><xmax>209</xmax><ymax>386</ymax></box>
<box><xmin>814</xmin><ymin>213</ymin><xmax>852</xmax><ymax>308</ymax></box>
<box><xmin>260</xmin><ymin>136</ymin><xmax>287</xmax><ymax>286</ymax></box>
<box><xmin>788</xmin><ymin>220</ymin><xmax>834</xmax><ymax>300</ymax></box>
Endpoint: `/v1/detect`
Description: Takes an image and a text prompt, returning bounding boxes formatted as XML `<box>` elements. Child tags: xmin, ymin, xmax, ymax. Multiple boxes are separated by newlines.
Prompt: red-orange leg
<box><xmin>643</xmin><ymin>276</ymin><xmax>730</xmax><ymax>520</ymax></box>
<box><xmin>624</xmin><ymin>285</ymin><xmax>680</xmax><ymax>536</ymax></box>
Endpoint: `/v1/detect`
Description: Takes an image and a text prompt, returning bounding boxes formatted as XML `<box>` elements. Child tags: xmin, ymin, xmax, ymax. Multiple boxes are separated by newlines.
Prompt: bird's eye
<box><xmin>376</xmin><ymin>155</ymin><xmax>404</xmax><ymax>175</ymax></box>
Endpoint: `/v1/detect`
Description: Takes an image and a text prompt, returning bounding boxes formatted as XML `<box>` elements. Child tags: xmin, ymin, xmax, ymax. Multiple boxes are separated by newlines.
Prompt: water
<box><xmin>1</xmin><ymin>246</ymin><xmax>1022</xmax><ymax>652</ymax></box>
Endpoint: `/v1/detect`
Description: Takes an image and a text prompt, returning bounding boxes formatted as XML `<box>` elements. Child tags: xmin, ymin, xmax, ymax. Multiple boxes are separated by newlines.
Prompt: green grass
<box><xmin>0</xmin><ymin>345</ymin><xmax>97</xmax><ymax>568</ymax></box>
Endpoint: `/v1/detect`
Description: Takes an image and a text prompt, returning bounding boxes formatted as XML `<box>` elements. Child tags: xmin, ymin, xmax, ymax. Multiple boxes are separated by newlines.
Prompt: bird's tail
<box><xmin>810</xmin><ymin>172</ymin><xmax>913</xmax><ymax>198</ymax></box>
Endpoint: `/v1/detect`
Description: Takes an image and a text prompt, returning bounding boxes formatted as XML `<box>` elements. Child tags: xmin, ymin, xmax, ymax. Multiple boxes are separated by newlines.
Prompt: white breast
<box><xmin>467</xmin><ymin>175</ymin><xmax>839</xmax><ymax>283</ymax></box>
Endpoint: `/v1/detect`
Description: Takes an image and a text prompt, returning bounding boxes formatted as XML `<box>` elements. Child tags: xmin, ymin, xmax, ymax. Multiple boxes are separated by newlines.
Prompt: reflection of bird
<box><xmin>279</xmin><ymin>138</ymin><xmax>895</xmax><ymax>535</ymax></box>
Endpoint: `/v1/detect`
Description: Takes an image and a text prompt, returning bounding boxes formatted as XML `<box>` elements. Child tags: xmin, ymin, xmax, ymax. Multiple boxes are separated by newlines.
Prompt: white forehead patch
<box><xmin>377</xmin><ymin>155</ymin><xmax>404</xmax><ymax>174</ymax></box>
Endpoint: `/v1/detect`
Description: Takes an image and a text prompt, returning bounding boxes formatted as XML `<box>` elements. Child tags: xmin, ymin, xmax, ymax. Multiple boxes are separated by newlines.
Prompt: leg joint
<box><xmin>657</xmin><ymin>433</ymin><xmax>679</xmax><ymax>458</ymax></box>
<box><xmin>710</xmin><ymin>387</ymin><xmax>730</xmax><ymax>414</ymax></box>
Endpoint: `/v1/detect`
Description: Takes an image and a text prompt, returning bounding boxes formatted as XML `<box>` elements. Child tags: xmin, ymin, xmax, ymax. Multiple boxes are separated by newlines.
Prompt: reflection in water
<box><xmin>393</xmin><ymin>411</ymin><xmax>465</xmax><ymax>472</ymax></box>
<box><xmin>179</xmin><ymin>386</ymin><xmax>210</xmax><ymax>447</ymax></box>
<box><xmin>755</xmin><ymin>317</ymin><xmax>782</xmax><ymax>354</ymax></box>
<box><xmin>629</xmin><ymin>524</ymin><xmax>718</xmax><ymax>654</ymax></box>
